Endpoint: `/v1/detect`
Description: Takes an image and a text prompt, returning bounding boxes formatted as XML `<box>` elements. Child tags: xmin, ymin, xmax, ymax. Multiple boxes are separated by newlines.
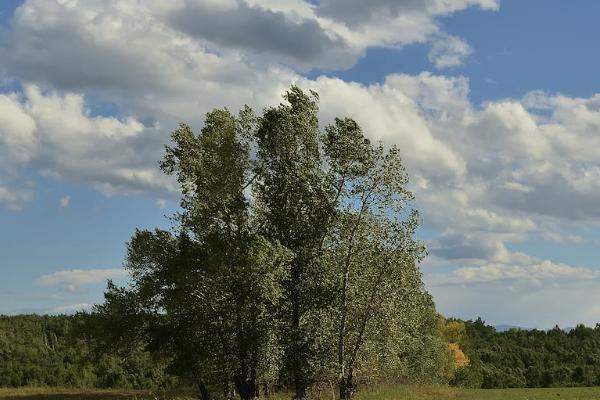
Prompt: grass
<box><xmin>352</xmin><ymin>385</ymin><xmax>600</xmax><ymax>399</ymax></box>
<box><xmin>0</xmin><ymin>388</ymin><xmax>195</xmax><ymax>400</ymax></box>
<box><xmin>4</xmin><ymin>386</ymin><xmax>600</xmax><ymax>400</ymax></box>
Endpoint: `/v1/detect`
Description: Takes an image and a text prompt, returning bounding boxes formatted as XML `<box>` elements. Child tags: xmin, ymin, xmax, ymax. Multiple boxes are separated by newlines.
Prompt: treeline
<box><xmin>0</xmin><ymin>313</ymin><xmax>457</xmax><ymax>391</ymax></box>
<box><xmin>454</xmin><ymin>318</ymin><xmax>600</xmax><ymax>389</ymax></box>
<box><xmin>9</xmin><ymin>314</ymin><xmax>600</xmax><ymax>392</ymax></box>
<box><xmin>0</xmin><ymin>314</ymin><xmax>176</xmax><ymax>389</ymax></box>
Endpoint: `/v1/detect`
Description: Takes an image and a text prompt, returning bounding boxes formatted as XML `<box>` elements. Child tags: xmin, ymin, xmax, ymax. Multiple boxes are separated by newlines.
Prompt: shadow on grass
<box><xmin>0</xmin><ymin>391</ymin><xmax>196</xmax><ymax>400</ymax></box>
<box><xmin>1</xmin><ymin>396</ymin><xmax>141</xmax><ymax>400</ymax></box>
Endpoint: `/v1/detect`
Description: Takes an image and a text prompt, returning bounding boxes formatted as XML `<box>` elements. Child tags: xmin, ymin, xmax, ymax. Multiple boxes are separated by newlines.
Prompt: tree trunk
<box><xmin>193</xmin><ymin>374</ymin><xmax>210</xmax><ymax>400</ymax></box>
<box><xmin>235</xmin><ymin>366</ymin><xmax>259</xmax><ymax>400</ymax></box>
<box><xmin>294</xmin><ymin>383</ymin><xmax>306</xmax><ymax>400</ymax></box>
<box><xmin>339</xmin><ymin>368</ymin><xmax>355</xmax><ymax>400</ymax></box>
<box><xmin>291</xmin><ymin>269</ymin><xmax>308</xmax><ymax>400</ymax></box>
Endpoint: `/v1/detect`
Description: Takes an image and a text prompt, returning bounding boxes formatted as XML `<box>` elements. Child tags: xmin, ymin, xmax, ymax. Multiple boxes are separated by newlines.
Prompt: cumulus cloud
<box><xmin>0</xmin><ymin>180</ymin><xmax>33</xmax><ymax>212</ymax></box>
<box><xmin>3</xmin><ymin>0</ymin><xmax>600</xmax><ymax>325</ymax></box>
<box><xmin>0</xmin><ymin>93</ymin><xmax>37</xmax><ymax>167</ymax></box>
<box><xmin>37</xmin><ymin>268</ymin><xmax>128</xmax><ymax>292</ymax></box>
<box><xmin>428</xmin><ymin>275</ymin><xmax>600</xmax><ymax>328</ymax></box>
<box><xmin>0</xmin><ymin>85</ymin><xmax>177</xmax><ymax>210</ymax></box>
<box><xmin>316</xmin><ymin>0</ymin><xmax>499</xmax><ymax>28</ymax></box>
<box><xmin>164</xmin><ymin>0</ymin><xmax>355</xmax><ymax>71</ymax></box>
<box><xmin>0</xmin><ymin>0</ymin><xmax>495</xmax><ymax>98</ymax></box>
<box><xmin>305</xmin><ymin>74</ymin><xmax>467</xmax><ymax>180</ymax></box>
<box><xmin>429</xmin><ymin>259</ymin><xmax>600</xmax><ymax>286</ymax></box>
<box><xmin>428</xmin><ymin>34</ymin><xmax>473</xmax><ymax>68</ymax></box>
<box><xmin>431</xmin><ymin>231</ymin><xmax>509</xmax><ymax>261</ymax></box>
<box><xmin>0</xmin><ymin>0</ymin><xmax>494</xmax><ymax>211</ymax></box>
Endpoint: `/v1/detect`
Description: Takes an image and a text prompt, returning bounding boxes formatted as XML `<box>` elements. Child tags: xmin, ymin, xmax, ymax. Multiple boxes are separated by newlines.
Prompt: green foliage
<box><xmin>0</xmin><ymin>315</ymin><xmax>175</xmax><ymax>389</ymax></box>
<box><xmin>442</xmin><ymin>319</ymin><xmax>483</xmax><ymax>389</ymax></box>
<box><xmin>457</xmin><ymin>319</ymin><xmax>600</xmax><ymax>389</ymax></box>
<box><xmin>90</xmin><ymin>86</ymin><xmax>446</xmax><ymax>399</ymax></box>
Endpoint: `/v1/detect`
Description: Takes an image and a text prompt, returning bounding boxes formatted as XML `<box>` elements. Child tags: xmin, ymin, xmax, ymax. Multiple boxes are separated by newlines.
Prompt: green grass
<box><xmin>4</xmin><ymin>386</ymin><xmax>600</xmax><ymax>400</ymax></box>
<box><xmin>0</xmin><ymin>388</ymin><xmax>195</xmax><ymax>400</ymax></box>
<box><xmin>352</xmin><ymin>385</ymin><xmax>600</xmax><ymax>400</ymax></box>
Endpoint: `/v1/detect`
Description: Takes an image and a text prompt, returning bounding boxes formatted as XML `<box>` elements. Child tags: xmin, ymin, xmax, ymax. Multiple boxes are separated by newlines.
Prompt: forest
<box><xmin>460</xmin><ymin>319</ymin><xmax>600</xmax><ymax>388</ymax></box>
<box><xmin>2</xmin><ymin>314</ymin><xmax>600</xmax><ymax>393</ymax></box>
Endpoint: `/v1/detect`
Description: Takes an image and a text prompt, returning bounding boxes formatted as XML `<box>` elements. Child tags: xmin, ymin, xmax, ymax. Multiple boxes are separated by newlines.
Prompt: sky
<box><xmin>1</xmin><ymin>0</ymin><xmax>600</xmax><ymax>328</ymax></box>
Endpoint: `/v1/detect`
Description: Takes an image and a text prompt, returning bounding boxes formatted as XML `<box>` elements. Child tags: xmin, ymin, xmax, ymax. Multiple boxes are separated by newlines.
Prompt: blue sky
<box><xmin>2</xmin><ymin>0</ymin><xmax>600</xmax><ymax>328</ymax></box>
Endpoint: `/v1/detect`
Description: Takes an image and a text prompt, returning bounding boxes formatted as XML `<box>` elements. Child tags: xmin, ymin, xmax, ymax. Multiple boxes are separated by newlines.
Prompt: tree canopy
<box><xmin>94</xmin><ymin>86</ymin><xmax>445</xmax><ymax>400</ymax></box>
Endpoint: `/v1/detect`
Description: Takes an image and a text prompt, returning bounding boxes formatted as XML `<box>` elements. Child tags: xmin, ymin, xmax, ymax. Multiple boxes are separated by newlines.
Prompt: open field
<box><xmin>4</xmin><ymin>386</ymin><xmax>600</xmax><ymax>400</ymax></box>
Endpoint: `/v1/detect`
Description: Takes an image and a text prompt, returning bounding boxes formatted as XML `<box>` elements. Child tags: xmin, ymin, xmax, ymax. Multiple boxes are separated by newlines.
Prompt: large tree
<box><xmin>318</xmin><ymin>118</ymin><xmax>430</xmax><ymax>399</ymax></box>
<box><xmin>95</xmin><ymin>87</ymin><xmax>435</xmax><ymax>400</ymax></box>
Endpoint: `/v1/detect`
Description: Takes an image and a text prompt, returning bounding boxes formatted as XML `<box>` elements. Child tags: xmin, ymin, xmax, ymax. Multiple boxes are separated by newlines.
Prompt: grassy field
<box><xmin>3</xmin><ymin>386</ymin><xmax>600</xmax><ymax>400</ymax></box>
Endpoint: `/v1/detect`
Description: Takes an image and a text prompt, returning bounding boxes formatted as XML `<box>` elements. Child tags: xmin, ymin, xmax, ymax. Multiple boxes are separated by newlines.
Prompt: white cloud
<box><xmin>424</xmin><ymin>256</ymin><xmax>600</xmax><ymax>327</ymax></box>
<box><xmin>541</xmin><ymin>231</ymin><xmax>585</xmax><ymax>245</ymax></box>
<box><xmin>0</xmin><ymin>85</ymin><xmax>178</xmax><ymax>210</ymax></box>
<box><xmin>305</xmin><ymin>74</ymin><xmax>467</xmax><ymax>180</ymax></box>
<box><xmin>37</xmin><ymin>268</ymin><xmax>128</xmax><ymax>292</ymax></box>
<box><xmin>428</xmin><ymin>34</ymin><xmax>473</xmax><ymax>68</ymax></box>
<box><xmin>50</xmin><ymin>303</ymin><xmax>94</xmax><ymax>314</ymax></box>
<box><xmin>0</xmin><ymin>0</ymin><xmax>493</xmax><ymax>212</ymax></box>
<box><xmin>0</xmin><ymin>180</ymin><xmax>33</xmax><ymax>212</ymax></box>
<box><xmin>4</xmin><ymin>0</ymin><xmax>600</xmax><ymax>327</ymax></box>
<box><xmin>59</xmin><ymin>195</ymin><xmax>70</xmax><ymax>208</ymax></box>
<box><xmin>428</xmin><ymin>276</ymin><xmax>600</xmax><ymax>329</ymax></box>
<box><xmin>0</xmin><ymin>93</ymin><xmax>37</xmax><ymax>167</ymax></box>
<box><xmin>428</xmin><ymin>259</ymin><xmax>599</xmax><ymax>286</ymax></box>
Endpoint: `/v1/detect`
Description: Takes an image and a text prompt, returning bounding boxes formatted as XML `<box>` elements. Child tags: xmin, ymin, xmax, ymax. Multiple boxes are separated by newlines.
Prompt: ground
<box><xmin>3</xmin><ymin>386</ymin><xmax>600</xmax><ymax>400</ymax></box>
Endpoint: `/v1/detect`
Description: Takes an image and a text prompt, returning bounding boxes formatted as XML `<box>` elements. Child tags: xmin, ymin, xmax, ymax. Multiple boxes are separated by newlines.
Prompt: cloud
<box><xmin>0</xmin><ymin>1</ymin><xmax>493</xmax><ymax>212</ymax></box>
<box><xmin>0</xmin><ymin>85</ymin><xmax>177</xmax><ymax>210</ymax></box>
<box><xmin>0</xmin><ymin>180</ymin><xmax>33</xmax><ymax>212</ymax></box>
<box><xmin>0</xmin><ymin>0</ymin><xmax>497</xmax><ymax>96</ymax></box>
<box><xmin>428</xmin><ymin>34</ymin><xmax>473</xmax><ymax>68</ymax></box>
<box><xmin>164</xmin><ymin>0</ymin><xmax>355</xmax><ymax>71</ymax></box>
<box><xmin>50</xmin><ymin>303</ymin><xmax>94</xmax><ymax>314</ymax></box>
<box><xmin>0</xmin><ymin>93</ymin><xmax>37</xmax><ymax>167</ymax></box>
<box><xmin>428</xmin><ymin>259</ymin><xmax>600</xmax><ymax>286</ymax></box>
<box><xmin>540</xmin><ymin>231</ymin><xmax>585</xmax><ymax>245</ymax></box>
<box><xmin>424</xmin><ymin>255</ymin><xmax>600</xmax><ymax>329</ymax></box>
<box><xmin>3</xmin><ymin>0</ymin><xmax>600</xmax><ymax>327</ymax></box>
<box><xmin>431</xmin><ymin>231</ymin><xmax>509</xmax><ymax>261</ymax></box>
<box><xmin>316</xmin><ymin>0</ymin><xmax>499</xmax><ymax>28</ymax></box>
<box><xmin>305</xmin><ymin>74</ymin><xmax>467</xmax><ymax>180</ymax></box>
<box><xmin>37</xmin><ymin>268</ymin><xmax>128</xmax><ymax>292</ymax></box>
<box><xmin>59</xmin><ymin>195</ymin><xmax>70</xmax><ymax>208</ymax></box>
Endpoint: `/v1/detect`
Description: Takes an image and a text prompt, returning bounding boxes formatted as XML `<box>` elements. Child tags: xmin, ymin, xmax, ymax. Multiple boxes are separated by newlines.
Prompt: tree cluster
<box><xmin>93</xmin><ymin>87</ymin><xmax>448</xmax><ymax>400</ymax></box>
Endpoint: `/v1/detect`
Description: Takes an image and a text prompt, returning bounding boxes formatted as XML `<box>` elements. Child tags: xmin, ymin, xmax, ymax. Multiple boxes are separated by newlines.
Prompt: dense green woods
<box><xmin>4</xmin><ymin>315</ymin><xmax>600</xmax><ymax>394</ymax></box>
<box><xmin>0</xmin><ymin>313</ymin><xmax>452</xmax><ymax>392</ymax></box>
<box><xmin>0</xmin><ymin>315</ymin><xmax>174</xmax><ymax>389</ymax></box>
<box><xmin>461</xmin><ymin>319</ymin><xmax>600</xmax><ymax>389</ymax></box>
